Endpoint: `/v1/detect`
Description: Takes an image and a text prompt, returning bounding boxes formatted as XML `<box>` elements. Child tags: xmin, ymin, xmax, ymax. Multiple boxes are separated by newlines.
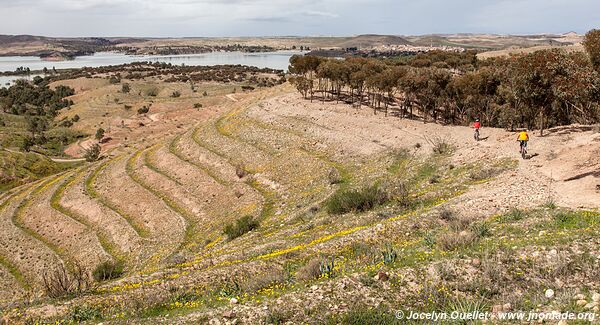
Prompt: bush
<box><xmin>296</xmin><ymin>258</ymin><xmax>322</xmax><ymax>281</ymax></box>
<box><xmin>137</xmin><ymin>106</ymin><xmax>150</xmax><ymax>114</ymax></box>
<box><xmin>429</xmin><ymin>136</ymin><xmax>454</xmax><ymax>155</ymax></box>
<box><xmin>42</xmin><ymin>262</ymin><xmax>92</xmax><ymax>298</ymax></box>
<box><xmin>437</xmin><ymin>230</ymin><xmax>476</xmax><ymax>251</ymax></box>
<box><xmin>223</xmin><ymin>215</ymin><xmax>259</xmax><ymax>240</ymax></box>
<box><xmin>171</xmin><ymin>91</ymin><xmax>181</xmax><ymax>98</ymax></box>
<box><xmin>121</xmin><ymin>83</ymin><xmax>130</xmax><ymax>93</ymax></box>
<box><xmin>68</xmin><ymin>305</ymin><xmax>102</xmax><ymax>322</ymax></box>
<box><xmin>84</xmin><ymin>144</ymin><xmax>101</xmax><ymax>162</ymax></box>
<box><xmin>241</xmin><ymin>269</ymin><xmax>286</xmax><ymax>292</ymax></box>
<box><xmin>93</xmin><ymin>260</ymin><xmax>124</xmax><ymax>282</ymax></box>
<box><xmin>327</xmin><ymin>167</ymin><xmax>342</xmax><ymax>185</ymax></box>
<box><xmin>194</xmin><ymin>103</ymin><xmax>203</xmax><ymax>108</ymax></box>
<box><xmin>146</xmin><ymin>87</ymin><xmax>159</xmax><ymax>97</ymax></box>
<box><xmin>501</xmin><ymin>208</ymin><xmax>525</xmax><ymax>222</ymax></box>
<box><xmin>95</xmin><ymin>128</ymin><xmax>105</xmax><ymax>140</ymax></box>
<box><xmin>71</xmin><ymin>114</ymin><xmax>80</xmax><ymax>122</ymax></box>
<box><xmin>325</xmin><ymin>184</ymin><xmax>389</xmax><ymax>214</ymax></box>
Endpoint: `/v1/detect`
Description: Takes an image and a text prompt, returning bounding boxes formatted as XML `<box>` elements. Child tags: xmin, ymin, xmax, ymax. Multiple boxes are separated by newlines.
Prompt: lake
<box><xmin>0</xmin><ymin>50</ymin><xmax>301</xmax><ymax>74</ymax></box>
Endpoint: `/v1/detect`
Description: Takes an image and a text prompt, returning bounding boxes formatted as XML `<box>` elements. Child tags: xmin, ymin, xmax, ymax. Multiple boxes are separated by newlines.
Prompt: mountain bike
<box><xmin>519</xmin><ymin>141</ymin><xmax>528</xmax><ymax>159</ymax></box>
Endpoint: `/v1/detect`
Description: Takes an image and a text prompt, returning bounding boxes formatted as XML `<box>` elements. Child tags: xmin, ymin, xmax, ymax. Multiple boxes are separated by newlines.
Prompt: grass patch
<box><xmin>498</xmin><ymin>208</ymin><xmax>526</xmax><ymax>222</ymax></box>
<box><xmin>325</xmin><ymin>184</ymin><xmax>389</xmax><ymax>215</ymax></box>
<box><xmin>327</xmin><ymin>306</ymin><xmax>402</xmax><ymax>325</ymax></box>
<box><xmin>93</xmin><ymin>260</ymin><xmax>125</xmax><ymax>282</ymax></box>
<box><xmin>0</xmin><ymin>149</ymin><xmax>80</xmax><ymax>193</ymax></box>
<box><xmin>224</xmin><ymin>215</ymin><xmax>259</xmax><ymax>240</ymax></box>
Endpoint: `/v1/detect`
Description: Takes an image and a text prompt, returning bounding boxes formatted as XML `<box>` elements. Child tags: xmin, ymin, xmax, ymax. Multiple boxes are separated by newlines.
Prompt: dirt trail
<box><xmin>259</xmin><ymin>92</ymin><xmax>600</xmax><ymax>211</ymax></box>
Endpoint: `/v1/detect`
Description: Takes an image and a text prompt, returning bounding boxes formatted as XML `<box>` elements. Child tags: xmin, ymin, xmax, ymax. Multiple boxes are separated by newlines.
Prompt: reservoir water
<box><xmin>0</xmin><ymin>50</ymin><xmax>300</xmax><ymax>75</ymax></box>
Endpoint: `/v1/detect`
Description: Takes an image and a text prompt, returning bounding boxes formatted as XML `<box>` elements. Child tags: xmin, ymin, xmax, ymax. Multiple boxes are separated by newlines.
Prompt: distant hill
<box><xmin>336</xmin><ymin>34</ymin><xmax>412</xmax><ymax>48</ymax></box>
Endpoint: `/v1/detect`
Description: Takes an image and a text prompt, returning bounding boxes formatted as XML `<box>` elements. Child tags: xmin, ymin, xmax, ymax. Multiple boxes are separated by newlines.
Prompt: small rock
<box><xmin>376</xmin><ymin>271</ymin><xmax>389</xmax><ymax>281</ymax></box>
<box><xmin>545</xmin><ymin>289</ymin><xmax>555</xmax><ymax>299</ymax></box>
<box><xmin>557</xmin><ymin>320</ymin><xmax>567</xmax><ymax>325</ymax></box>
<box><xmin>310</xmin><ymin>285</ymin><xmax>318</xmax><ymax>290</ymax></box>
<box><xmin>576</xmin><ymin>299</ymin><xmax>587</xmax><ymax>307</ymax></box>
<box><xmin>471</xmin><ymin>258</ymin><xmax>481</xmax><ymax>266</ymax></box>
<box><xmin>223</xmin><ymin>310</ymin><xmax>236</xmax><ymax>319</ymax></box>
<box><xmin>584</xmin><ymin>302</ymin><xmax>596</xmax><ymax>309</ymax></box>
<box><xmin>502</xmin><ymin>303</ymin><xmax>512</xmax><ymax>311</ymax></box>
<box><xmin>229</xmin><ymin>298</ymin><xmax>238</xmax><ymax>304</ymax></box>
<box><xmin>549</xmin><ymin>249</ymin><xmax>558</xmax><ymax>255</ymax></box>
<box><xmin>593</xmin><ymin>306</ymin><xmax>599</xmax><ymax>313</ymax></box>
<box><xmin>592</xmin><ymin>293</ymin><xmax>600</xmax><ymax>302</ymax></box>
<box><xmin>575</xmin><ymin>294</ymin><xmax>586</xmax><ymax>300</ymax></box>
<box><xmin>492</xmin><ymin>305</ymin><xmax>503</xmax><ymax>313</ymax></box>
<box><xmin>538</xmin><ymin>231</ymin><xmax>547</xmax><ymax>236</ymax></box>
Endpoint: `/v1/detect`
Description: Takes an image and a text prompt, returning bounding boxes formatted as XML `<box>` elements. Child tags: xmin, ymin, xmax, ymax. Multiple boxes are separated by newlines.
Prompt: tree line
<box><xmin>289</xmin><ymin>30</ymin><xmax>600</xmax><ymax>135</ymax></box>
<box><xmin>0</xmin><ymin>78</ymin><xmax>78</xmax><ymax>152</ymax></box>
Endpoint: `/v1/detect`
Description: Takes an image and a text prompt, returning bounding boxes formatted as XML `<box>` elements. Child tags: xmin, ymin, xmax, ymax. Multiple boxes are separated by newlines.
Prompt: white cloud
<box><xmin>0</xmin><ymin>0</ymin><xmax>597</xmax><ymax>37</ymax></box>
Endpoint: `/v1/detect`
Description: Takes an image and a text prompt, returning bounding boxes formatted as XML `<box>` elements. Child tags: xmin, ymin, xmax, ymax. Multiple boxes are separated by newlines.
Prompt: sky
<box><xmin>0</xmin><ymin>0</ymin><xmax>598</xmax><ymax>37</ymax></box>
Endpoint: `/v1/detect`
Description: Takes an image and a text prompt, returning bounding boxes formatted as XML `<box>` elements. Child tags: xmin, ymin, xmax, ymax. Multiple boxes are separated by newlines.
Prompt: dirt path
<box><xmin>225</xmin><ymin>94</ymin><xmax>238</xmax><ymax>102</ymax></box>
<box><xmin>3</xmin><ymin>148</ymin><xmax>85</xmax><ymax>163</ymax></box>
<box><xmin>258</xmin><ymin>92</ymin><xmax>600</xmax><ymax>211</ymax></box>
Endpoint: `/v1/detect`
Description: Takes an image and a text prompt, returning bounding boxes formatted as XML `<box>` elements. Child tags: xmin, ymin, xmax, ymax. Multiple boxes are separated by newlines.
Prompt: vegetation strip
<box><xmin>169</xmin><ymin>132</ymin><xmax>229</xmax><ymax>186</ymax></box>
<box><xmin>11</xmin><ymin>172</ymin><xmax>76</xmax><ymax>270</ymax></box>
<box><xmin>85</xmin><ymin>157</ymin><xmax>150</xmax><ymax>238</ymax></box>
<box><xmin>0</xmin><ymin>184</ymin><xmax>44</xmax><ymax>289</ymax></box>
<box><xmin>50</xmin><ymin>167</ymin><xmax>124</xmax><ymax>261</ymax></box>
<box><xmin>126</xmin><ymin>148</ymin><xmax>196</xmax><ymax>250</ymax></box>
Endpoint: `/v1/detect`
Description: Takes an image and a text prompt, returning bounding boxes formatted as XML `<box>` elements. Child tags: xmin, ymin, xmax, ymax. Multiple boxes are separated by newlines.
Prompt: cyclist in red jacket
<box><xmin>472</xmin><ymin>118</ymin><xmax>481</xmax><ymax>141</ymax></box>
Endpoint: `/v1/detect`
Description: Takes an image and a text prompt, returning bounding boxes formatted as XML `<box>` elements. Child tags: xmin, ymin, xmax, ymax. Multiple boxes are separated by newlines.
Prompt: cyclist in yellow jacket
<box><xmin>517</xmin><ymin>130</ymin><xmax>529</xmax><ymax>154</ymax></box>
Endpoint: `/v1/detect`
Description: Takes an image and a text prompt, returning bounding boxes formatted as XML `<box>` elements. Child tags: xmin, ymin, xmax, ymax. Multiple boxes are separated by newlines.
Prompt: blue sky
<box><xmin>0</xmin><ymin>0</ymin><xmax>598</xmax><ymax>37</ymax></box>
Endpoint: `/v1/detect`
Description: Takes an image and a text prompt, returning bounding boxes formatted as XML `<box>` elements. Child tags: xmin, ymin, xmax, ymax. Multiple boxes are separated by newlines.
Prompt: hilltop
<box><xmin>0</xmin><ymin>32</ymin><xmax>584</xmax><ymax>59</ymax></box>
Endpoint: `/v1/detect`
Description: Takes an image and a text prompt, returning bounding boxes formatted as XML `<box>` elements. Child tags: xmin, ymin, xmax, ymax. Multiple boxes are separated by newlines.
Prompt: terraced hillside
<box><xmin>1</xmin><ymin>83</ymin><xmax>599</xmax><ymax>324</ymax></box>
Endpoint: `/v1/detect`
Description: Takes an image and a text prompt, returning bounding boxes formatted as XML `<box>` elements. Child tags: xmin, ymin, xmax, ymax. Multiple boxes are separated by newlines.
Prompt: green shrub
<box><xmin>84</xmin><ymin>144</ymin><xmax>101</xmax><ymax>162</ymax></box>
<box><xmin>93</xmin><ymin>260</ymin><xmax>124</xmax><ymax>282</ymax></box>
<box><xmin>326</xmin><ymin>184</ymin><xmax>389</xmax><ymax>214</ymax></box>
<box><xmin>471</xmin><ymin>221</ymin><xmax>491</xmax><ymax>238</ymax></box>
<box><xmin>382</xmin><ymin>245</ymin><xmax>397</xmax><ymax>265</ymax></box>
<box><xmin>553</xmin><ymin>211</ymin><xmax>576</xmax><ymax>228</ymax></box>
<box><xmin>501</xmin><ymin>208</ymin><xmax>525</xmax><ymax>222</ymax></box>
<box><xmin>95</xmin><ymin>128</ymin><xmax>105</xmax><ymax>140</ymax></box>
<box><xmin>223</xmin><ymin>215</ymin><xmax>259</xmax><ymax>240</ymax></box>
<box><xmin>68</xmin><ymin>305</ymin><xmax>102</xmax><ymax>322</ymax></box>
